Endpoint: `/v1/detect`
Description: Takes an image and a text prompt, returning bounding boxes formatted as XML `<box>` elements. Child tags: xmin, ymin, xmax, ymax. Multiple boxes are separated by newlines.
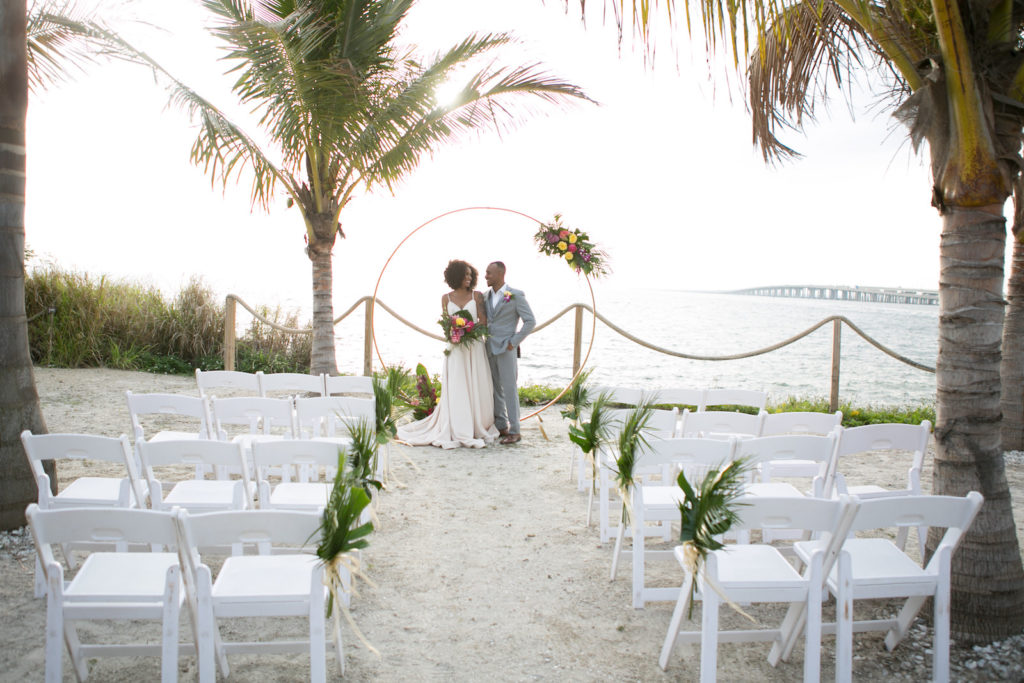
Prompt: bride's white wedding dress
<box><xmin>397</xmin><ymin>297</ymin><xmax>499</xmax><ymax>449</ymax></box>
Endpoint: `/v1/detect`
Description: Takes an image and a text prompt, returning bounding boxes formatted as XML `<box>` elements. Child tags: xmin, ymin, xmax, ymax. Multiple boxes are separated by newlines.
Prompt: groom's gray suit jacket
<box><xmin>485</xmin><ymin>287</ymin><xmax>535</xmax><ymax>356</ymax></box>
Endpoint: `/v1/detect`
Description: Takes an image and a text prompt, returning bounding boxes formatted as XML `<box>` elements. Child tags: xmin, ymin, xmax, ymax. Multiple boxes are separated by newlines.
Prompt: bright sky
<box><xmin>25</xmin><ymin>0</ymin><xmax>958</xmax><ymax>320</ymax></box>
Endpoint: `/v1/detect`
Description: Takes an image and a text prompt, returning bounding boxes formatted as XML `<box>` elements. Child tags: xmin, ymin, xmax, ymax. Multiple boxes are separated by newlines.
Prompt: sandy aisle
<box><xmin>1</xmin><ymin>367</ymin><xmax>1022</xmax><ymax>681</ymax></box>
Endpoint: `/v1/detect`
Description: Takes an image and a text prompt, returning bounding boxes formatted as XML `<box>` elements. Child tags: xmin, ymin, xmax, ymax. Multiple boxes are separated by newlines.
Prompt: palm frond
<box><xmin>676</xmin><ymin>458</ymin><xmax>750</xmax><ymax>557</ymax></box>
<box><xmin>613</xmin><ymin>397</ymin><xmax>656</xmax><ymax>491</ymax></box>
<box><xmin>561</xmin><ymin>367</ymin><xmax>594</xmax><ymax>422</ymax></box>
<box><xmin>345</xmin><ymin>417</ymin><xmax>382</xmax><ymax>496</ymax></box>
<box><xmin>314</xmin><ymin>458</ymin><xmax>373</xmax><ymax>615</ymax></box>
<box><xmin>568</xmin><ymin>389</ymin><xmax>612</xmax><ymax>454</ymax></box>
<box><xmin>372</xmin><ymin>367</ymin><xmax>411</xmax><ymax>444</ymax></box>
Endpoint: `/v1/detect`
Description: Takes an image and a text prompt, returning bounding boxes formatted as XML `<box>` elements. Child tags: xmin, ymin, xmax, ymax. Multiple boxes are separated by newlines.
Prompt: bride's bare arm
<box><xmin>475</xmin><ymin>290</ymin><xmax>488</xmax><ymax>326</ymax></box>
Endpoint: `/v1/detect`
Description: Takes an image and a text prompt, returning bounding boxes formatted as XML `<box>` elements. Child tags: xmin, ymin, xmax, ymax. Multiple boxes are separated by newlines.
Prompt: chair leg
<box><xmin>931</xmin><ymin>559</ymin><xmax>952</xmax><ymax>683</ymax></box>
<box><xmin>802</xmin><ymin>558</ymin><xmax>824</xmax><ymax>683</ymax></box>
<box><xmin>161</xmin><ymin>568</ymin><xmax>180</xmax><ymax>683</ymax></box>
<box><xmin>34</xmin><ymin>554</ymin><xmax>47</xmax><ymax>598</ymax></box>
<box><xmin>599</xmin><ymin>470</ymin><xmax>611</xmax><ymax>543</ymax></box>
<box><xmin>631</xmin><ymin>512</ymin><xmax>645</xmax><ymax>609</ymax></box>
<box><xmin>884</xmin><ymin>595</ymin><xmax>926</xmax><ymax>652</ymax></box>
<box><xmin>62</xmin><ymin>619</ymin><xmax>88</xmax><ymax>683</ymax></box>
<box><xmin>835</xmin><ymin>551</ymin><xmax>853</xmax><ymax>683</ymax></box>
<box><xmin>659</xmin><ymin>573</ymin><xmax>694</xmax><ymax>670</ymax></box>
<box><xmin>309</xmin><ymin>587</ymin><xmax>327</xmax><ymax>683</ymax></box>
<box><xmin>44</xmin><ymin>573</ymin><xmax>65</xmax><ymax>683</ymax></box>
<box><xmin>700</xmin><ymin>583</ymin><xmax>719</xmax><ymax>683</ymax></box>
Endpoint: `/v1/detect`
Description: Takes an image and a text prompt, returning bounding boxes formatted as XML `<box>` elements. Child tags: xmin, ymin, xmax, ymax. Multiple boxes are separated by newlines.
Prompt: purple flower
<box><xmin>582</xmin><ymin>251</ymin><xmax>591</xmax><ymax>262</ymax></box>
<box><xmin>546</xmin><ymin>233</ymin><xmax>559</xmax><ymax>244</ymax></box>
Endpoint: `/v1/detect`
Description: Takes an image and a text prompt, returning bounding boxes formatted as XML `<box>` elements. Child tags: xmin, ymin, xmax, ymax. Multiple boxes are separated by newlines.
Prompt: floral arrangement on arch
<box><xmin>438</xmin><ymin>308</ymin><xmax>488</xmax><ymax>355</ymax></box>
<box><xmin>533</xmin><ymin>214</ymin><xmax>609</xmax><ymax>277</ymax></box>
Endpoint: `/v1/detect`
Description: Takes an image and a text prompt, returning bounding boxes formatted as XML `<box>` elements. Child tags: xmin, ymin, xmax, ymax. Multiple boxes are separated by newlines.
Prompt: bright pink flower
<box><xmin>568</xmin><ymin>244</ymin><xmax>577</xmax><ymax>253</ymax></box>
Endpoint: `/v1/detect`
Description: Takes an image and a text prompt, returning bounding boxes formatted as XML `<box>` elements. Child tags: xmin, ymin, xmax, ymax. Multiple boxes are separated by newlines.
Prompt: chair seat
<box><xmin>66</xmin><ymin>552</ymin><xmax>180</xmax><ymax>600</ymax></box>
<box><xmin>149</xmin><ymin>431</ymin><xmax>204</xmax><ymax>442</ymax></box>
<box><xmin>845</xmin><ymin>484</ymin><xmax>908</xmax><ymax>499</ymax></box>
<box><xmin>761</xmin><ymin>459</ymin><xmax>820</xmax><ymax>477</ymax></box>
<box><xmin>699</xmin><ymin>544</ymin><xmax>807</xmax><ymax>592</ymax></box>
<box><xmin>796</xmin><ymin>537</ymin><xmax>933</xmax><ymax>593</ymax></box>
<box><xmin>269</xmin><ymin>482</ymin><xmax>330</xmax><ymax>509</ymax></box>
<box><xmin>57</xmin><ymin>477</ymin><xmax>133</xmax><ymax>506</ymax></box>
<box><xmin>213</xmin><ymin>554</ymin><xmax>321</xmax><ymax>604</ymax></box>
<box><xmin>744</xmin><ymin>482</ymin><xmax>805</xmax><ymax>498</ymax></box>
<box><xmin>165</xmin><ymin>480</ymin><xmax>245</xmax><ymax>508</ymax></box>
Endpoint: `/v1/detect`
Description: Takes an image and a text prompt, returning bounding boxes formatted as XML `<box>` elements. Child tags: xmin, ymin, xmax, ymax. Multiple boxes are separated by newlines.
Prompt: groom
<box><xmin>484</xmin><ymin>261</ymin><xmax>536</xmax><ymax>445</ymax></box>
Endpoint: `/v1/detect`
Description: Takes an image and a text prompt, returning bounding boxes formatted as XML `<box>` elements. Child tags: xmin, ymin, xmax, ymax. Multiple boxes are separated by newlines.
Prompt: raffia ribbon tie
<box><xmin>324</xmin><ymin>554</ymin><xmax>381</xmax><ymax>659</ymax></box>
<box><xmin>680</xmin><ymin>542</ymin><xmax>758</xmax><ymax>625</ymax></box>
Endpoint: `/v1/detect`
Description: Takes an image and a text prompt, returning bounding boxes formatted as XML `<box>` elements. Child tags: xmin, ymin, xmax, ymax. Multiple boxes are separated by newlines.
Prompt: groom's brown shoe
<box><xmin>498</xmin><ymin>428</ymin><xmax>510</xmax><ymax>438</ymax></box>
<box><xmin>500</xmin><ymin>433</ymin><xmax>521</xmax><ymax>445</ymax></box>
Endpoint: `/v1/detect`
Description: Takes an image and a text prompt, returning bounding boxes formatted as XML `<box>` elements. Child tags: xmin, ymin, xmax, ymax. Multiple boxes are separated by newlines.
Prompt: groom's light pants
<box><xmin>488</xmin><ymin>349</ymin><xmax>520</xmax><ymax>434</ymax></box>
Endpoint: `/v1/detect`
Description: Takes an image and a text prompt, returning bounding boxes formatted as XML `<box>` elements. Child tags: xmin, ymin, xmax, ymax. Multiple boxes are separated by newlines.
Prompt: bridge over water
<box><xmin>729</xmin><ymin>284</ymin><xmax>939</xmax><ymax>305</ymax></box>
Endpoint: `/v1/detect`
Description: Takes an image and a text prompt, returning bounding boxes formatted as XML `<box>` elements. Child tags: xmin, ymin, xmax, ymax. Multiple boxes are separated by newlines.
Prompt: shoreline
<box><xmin>2</xmin><ymin>367</ymin><xmax>1021</xmax><ymax>681</ymax></box>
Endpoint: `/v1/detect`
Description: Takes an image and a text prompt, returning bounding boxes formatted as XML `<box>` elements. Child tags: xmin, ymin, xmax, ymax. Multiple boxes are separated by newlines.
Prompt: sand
<box><xmin>1</xmin><ymin>367</ymin><xmax>1022</xmax><ymax>682</ymax></box>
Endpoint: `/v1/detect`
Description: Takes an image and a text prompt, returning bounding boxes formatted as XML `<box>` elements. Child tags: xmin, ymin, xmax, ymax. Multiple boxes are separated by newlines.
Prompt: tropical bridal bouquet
<box><xmin>534</xmin><ymin>214</ymin><xmax>609</xmax><ymax>277</ymax></box>
<box><xmin>439</xmin><ymin>309</ymin><xmax>488</xmax><ymax>355</ymax></box>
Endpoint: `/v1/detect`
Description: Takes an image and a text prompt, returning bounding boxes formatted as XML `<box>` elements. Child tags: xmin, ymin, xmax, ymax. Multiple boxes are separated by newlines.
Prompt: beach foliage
<box><xmin>345</xmin><ymin>419</ymin><xmax>382</xmax><ymax>498</ymax></box>
<box><xmin>568</xmin><ymin>390</ymin><xmax>612</xmax><ymax>456</ymax></box>
<box><xmin>373</xmin><ymin>367</ymin><xmax>412</xmax><ymax>446</ymax></box>
<box><xmin>613</xmin><ymin>398</ymin><xmax>656</xmax><ymax>492</ymax></box>
<box><xmin>560</xmin><ymin>367</ymin><xmax>593</xmax><ymax>422</ymax></box>
<box><xmin>315</xmin><ymin>461</ymin><xmax>373</xmax><ymax>616</ymax></box>
<box><xmin>24</xmin><ymin>265</ymin><xmax>309</xmax><ymax>373</ymax></box>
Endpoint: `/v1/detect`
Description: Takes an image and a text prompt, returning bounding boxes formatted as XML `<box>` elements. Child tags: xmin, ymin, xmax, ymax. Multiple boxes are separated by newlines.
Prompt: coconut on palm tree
<box><xmin>577</xmin><ymin>0</ymin><xmax>1024</xmax><ymax>642</ymax></box>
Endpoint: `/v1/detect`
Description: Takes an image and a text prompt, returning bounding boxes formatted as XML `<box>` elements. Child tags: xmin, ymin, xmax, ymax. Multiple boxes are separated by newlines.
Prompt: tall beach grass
<box><xmin>24</xmin><ymin>265</ymin><xmax>311</xmax><ymax>374</ymax></box>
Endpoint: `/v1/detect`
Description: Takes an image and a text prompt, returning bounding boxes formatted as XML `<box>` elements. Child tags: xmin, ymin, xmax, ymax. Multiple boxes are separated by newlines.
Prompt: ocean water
<box><xmin>331</xmin><ymin>289</ymin><xmax>939</xmax><ymax>407</ymax></box>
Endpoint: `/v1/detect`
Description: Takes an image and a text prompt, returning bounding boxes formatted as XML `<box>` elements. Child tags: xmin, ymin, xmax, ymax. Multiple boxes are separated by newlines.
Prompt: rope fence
<box><xmin>223</xmin><ymin>294</ymin><xmax>935</xmax><ymax>411</ymax></box>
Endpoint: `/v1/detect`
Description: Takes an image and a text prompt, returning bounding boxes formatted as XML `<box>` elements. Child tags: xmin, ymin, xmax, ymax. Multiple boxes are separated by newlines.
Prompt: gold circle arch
<box><xmin>370</xmin><ymin>206</ymin><xmax>597</xmax><ymax>422</ymax></box>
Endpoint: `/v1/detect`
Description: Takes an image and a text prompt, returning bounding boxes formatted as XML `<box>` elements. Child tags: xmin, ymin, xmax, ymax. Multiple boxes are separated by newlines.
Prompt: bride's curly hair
<box><xmin>443</xmin><ymin>260</ymin><xmax>478</xmax><ymax>290</ymax></box>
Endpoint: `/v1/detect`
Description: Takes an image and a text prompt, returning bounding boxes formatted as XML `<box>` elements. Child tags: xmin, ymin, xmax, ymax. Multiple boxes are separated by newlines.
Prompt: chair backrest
<box><xmin>703</xmin><ymin>388</ymin><xmax>768</xmax><ymax>411</ymax></box>
<box><xmin>760</xmin><ymin>410</ymin><xmax>843</xmax><ymax>436</ymax></box>
<box><xmin>140</xmin><ymin>438</ymin><xmax>250</xmax><ymax>476</ymax></box>
<box><xmin>848</xmin><ymin>491</ymin><xmax>983</xmax><ymax>567</ymax></box>
<box><xmin>824</xmin><ymin>421</ymin><xmax>932</xmax><ymax>495</ymax></box>
<box><xmin>295</xmin><ymin>396</ymin><xmax>376</xmax><ymax>439</ymax></box>
<box><xmin>732</xmin><ymin>494</ymin><xmax>858</xmax><ymax>537</ymax></box>
<box><xmin>210</xmin><ymin>396</ymin><xmax>296</xmax><ymax>438</ymax></box>
<box><xmin>592</xmin><ymin>385</ymin><xmax>644</xmax><ymax>406</ymax></box>
<box><xmin>680</xmin><ymin>409</ymin><xmax>766</xmax><ymax>438</ymax></box>
<box><xmin>258</xmin><ymin>371</ymin><xmax>326</xmax><ymax>398</ymax></box>
<box><xmin>251</xmin><ymin>439</ymin><xmax>345</xmax><ymax>483</ymax></box>
<box><xmin>27</xmin><ymin>503</ymin><xmax>180</xmax><ymax>562</ymax></box>
<box><xmin>195</xmin><ymin>369</ymin><xmax>261</xmax><ymax>398</ymax></box>
<box><xmin>125</xmin><ymin>390</ymin><xmax>213</xmax><ymax>442</ymax></box>
<box><xmin>634</xmin><ymin>437</ymin><xmax>738</xmax><ymax>476</ymax></box>
<box><xmin>654</xmin><ymin>388</ymin><xmax>706</xmax><ymax>411</ymax></box>
<box><xmin>323</xmin><ymin>374</ymin><xmax>374</xmax><ymax>396</ymax></box>
<box><xmin>20</xmin><ymin>430</ymin><xmax>145</xmax><ymax>507</ymax></box>
<box><xmin>177</xmin><ymin>508</ymin><xmax>322</xmax><ymax>559</ymax></box>
<box><xmin>648</xmin><ymin>408</ymin><xmax>681</xmax><ymax>438</ymax></box>
<box><xmin>736</xmin><ymin>433</ymin><xmax>838</xmax><ymax>473</ymax></box>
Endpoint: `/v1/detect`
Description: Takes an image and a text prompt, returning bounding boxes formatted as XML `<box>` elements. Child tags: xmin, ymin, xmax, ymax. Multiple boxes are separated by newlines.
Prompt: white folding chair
<box><xmin>252</xmin><ymin>439</ymin><xmax>346</xmax><ymax>511</ymax></box>
<box><xmin>27</xmin><ymin>504</ymin><xmax>186</xmax><ymax>683</ymax></box>
<box><xmin>658</xmin><ymin>495</ymin><xmax>860</xmax><ymax>683</ymax></box>
<box><xmin>656</xmin><ymin>387</ymin><xmax>707</xmax><ymax>411</ymax></box>
<box><xmin>195</xmin><ymin>369</ymin><xmax>260</xmax><ymax>398</ymax></box>
<box><xmin>612</xmin><ymin>437</ymin><xmax>739</xmax><ymax>608</ymax></box>
<box><xmin>139</xmin><ymin>439</ymin><xmax>254</xmax><ymax>511</ymax></box>
<box><xmin>825</xmin><ymin>421</ymin><xmax>932</xmax><ymax>549</ymax></box>
<box><xmin>758</xmin><ymin>411</ymin><xmax>843</xmax><ymax>480</ymax></box>
<box><xmin>323</xmin><ymin>374</ymin><xmax>374</xmax><ymax>396</ymax></box>
<box><xmin>703</xmin><ymin>388</ymin><xmax>768</xmax><ymax>411</ymax></box>
<box><xmin>175</xmin><ymin>509</ymin><xmax>343</xmax><ymax>682</ymax></box>
<box><xmin>792</xmin><ymin>491</ymin><xmax>983</xmax><ymax>683</ymax></box>
<box><xmin>126</xmin><ymin>391</ymin><xmax>214</xmax><ymax>480</ymax></box>
<box><xmin>21</xmin><ymin>430</ymin><xmax>148</xmax><ymax>596</ymax></box>
<box><xmin>295</xmin><ymin>396</ymin><xmax>375</xmax><ymax>444</ymax></box>
<box><xmin>258</xmin><ymin>371</ymin><xmax>326</xmax><ymax>398</ymax></box>
<box><xmin>679</xmin><ymin>408</ymin><xmax>766</xmax><ymax>439</ymax></box>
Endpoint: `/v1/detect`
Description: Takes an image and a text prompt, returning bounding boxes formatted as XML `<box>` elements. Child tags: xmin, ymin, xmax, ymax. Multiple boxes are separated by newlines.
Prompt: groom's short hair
<box><xmin>489</xmin><ymin>261</ymin><xmax>506</xmax><ymax>273</ymax></box>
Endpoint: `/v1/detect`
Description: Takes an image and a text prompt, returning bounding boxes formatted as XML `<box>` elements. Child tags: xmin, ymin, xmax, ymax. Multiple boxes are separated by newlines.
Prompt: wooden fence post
<box><xmin>830</xmin><ymin>318</ymin><xmax>841</xmax><ymax>412</ymax></box>
<box><xmin>363</xmin><ymin>297</ymin><xmax>373</xmax><ymax>377</ymax></box>
<box><xmin>224</xmin><ymin>295</ymin><xmax>236</xmax><ymax>371</ymax></box>
<box><xmin>572</xmin><ymin>305</ymin><xmax>583</xmax><ymax>376</ymax></box>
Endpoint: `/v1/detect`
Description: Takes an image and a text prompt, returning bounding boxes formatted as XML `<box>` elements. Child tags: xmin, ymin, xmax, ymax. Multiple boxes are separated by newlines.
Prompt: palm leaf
<box><xmin>560</xmin><ymin>367</ymin><xmax>594</xmax><ymax>421</ymax></box>
<box><xmin>345</xmin><ymin>417</ymin><xmax>382</xmax><ymax>497</ymax></box>
<box><xmin>567</xmin><ymin>389</ymin><xmax>612</xmax><ymax>454</ymax></box>
<box><xmin>613</xmin><ymin>397</ymin><xmax>657</xmax><ymax>492</ymax></box>
<box><xmin>314</xmin><ymin>455</ymin><xmax>373</xmax><ymax>616</ymax></box>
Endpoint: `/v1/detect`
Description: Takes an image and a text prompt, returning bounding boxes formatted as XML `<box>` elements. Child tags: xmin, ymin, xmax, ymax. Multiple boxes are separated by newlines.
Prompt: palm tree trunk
<box><xmin>933</xmin><ymin>205</ymin><xmax>1024</xmax><ymax>641</ymax></box>
<box><xmin>308</xmin><ymin>237</ymin><xmax>339</xmax><ymax>376</ymax></box>
<box><xmin>1000</xmin><ymin>200</ymin><xmax>1023</xmax><ymax>450</ymax></box>
<box><xmin>0</xmin><ymin>0</ymin><xmax>50</xmax><ymax>530</ymax></box>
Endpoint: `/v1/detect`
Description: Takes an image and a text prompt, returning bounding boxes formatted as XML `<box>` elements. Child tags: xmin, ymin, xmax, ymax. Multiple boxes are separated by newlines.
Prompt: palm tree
<box><xmin>576</xmin><ymin>0</ymin><xmax>1024</xmax><ymax>643</ymax></box>
<box><xmin>158</xmin><ymin>0</ymin><xmax>590</xmax><ymax>375</ymax></box>
<box><xmin>1</xmin><ymin>0</ymin><xmax>136</xmax><ymax>530</ymax></box>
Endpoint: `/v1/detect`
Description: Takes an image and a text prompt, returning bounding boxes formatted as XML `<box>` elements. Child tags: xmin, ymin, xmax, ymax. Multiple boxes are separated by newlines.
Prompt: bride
<box><xmin>397</xmin><ymin>260</ymin><xmax>499</xmax><ymax>448</ymax></box>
